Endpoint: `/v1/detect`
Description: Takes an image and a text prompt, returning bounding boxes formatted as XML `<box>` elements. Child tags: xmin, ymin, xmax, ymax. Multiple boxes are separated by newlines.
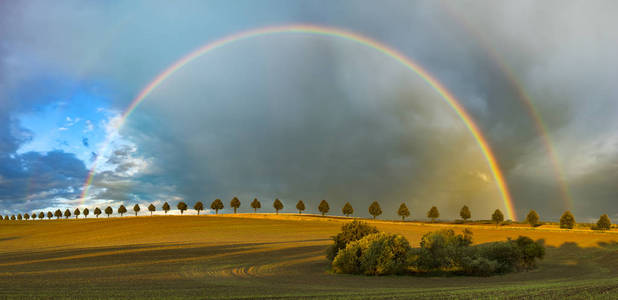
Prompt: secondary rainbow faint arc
<box><xmin>438</xmin><ymin>2</ymin><xmax>573</xmax><ymax>211</ymax></box>
<box><xmin>81</xmin><ymin>24</ymin><xmax>517</xmax><ymax>220</ymax></box>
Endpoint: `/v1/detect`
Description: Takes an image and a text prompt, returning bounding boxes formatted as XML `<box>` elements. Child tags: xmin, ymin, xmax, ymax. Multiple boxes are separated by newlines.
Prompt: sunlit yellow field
<box><xmin>1</xmin><ymin>214</ymin><xmax>617</xmax><ymax>299</ymax></box>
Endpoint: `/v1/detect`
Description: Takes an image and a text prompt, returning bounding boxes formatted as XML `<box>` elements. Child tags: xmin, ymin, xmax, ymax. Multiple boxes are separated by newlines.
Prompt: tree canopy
<box><xmin>148</xmin><ymin>204</ymin><xmax>156</xmax><ymax>215</ymax></box>
<box><xmin>560</xmin><ymin>211</ymin><xmax>575</xmax><ymax>229</ymax></box>
<box><xmin>369</xmin><ymin>201</ymin><xmax>382</xmax><ymax>219</ymax></box>
<box><xmin>83</xmin><ymin>208</ymin><xmax>89</xmax><ymax>218</ymax></box>
<box><xmin>194</xmin><ymin>201</ymin><xmax>204</xmax><ymax>215</ymax></box>
<box><xmin>74</xmin><ymin>208</ymin><xmax>80</xmax><ymax>218</ymax></box>
<box><xmin>526</xmin><ymin>210</ymin><xmax>540</xmax><ymax>226</ymax></box>
<box><xmin>318</xmin><ymin>200</ymin><xmax>330</xmax><ymax>216</ymax></box>
<box><xmin>230</xmin><ymin>197</ymin><xmax>241</xmax><ymax>213</ymax></box>
<box><xmin>94</xmin><ymin>207</ymin><xmax>101</xmax><ymax>218</ymax></box>
<box><xmin>211</xmin><ymin>199</ymin><xmax>224</xmax><ymax>214</ymax></box>
<box><xmin>133</xmin><ymin>204</ymin><xmax>140</xmax><ymax>216</ymax></box>
<box><xmin>460</xmin><ymin>205</ymin><xmax>471</xmax><ymax>221</ymax></box>
<box><xmin>296</xmin><ymin>200</ymin><xmax>305</xmax><ymax>214</ymax></box>
<box><xmin>104</xmin><ymin>206</ymin><xmax>113</xmax><ymax>217</ymax></box>
<box><xmin>54</xmin><ymin>209</ymin><xmax>62</xmax><ymax>219</ymax></box>
<box><xmin>427</xmin><ymin>206</ymin><xmax>439</xmax><ymax>222</ymax></box>
<box><xmin>273</xmin><ymin>198</ymin><xmax>283</xmax><ymax>214</ymax></box>
<box><xmin>162</xmin><ymin>202</ymin><xmax>170</xmax><ymax>214</ymax></box>
<box><xmin>177</xmin><ymin>202</ymin><xmax>188</xmax><ymax>214</ymax></box>
<box><xmin>118</xmin><ymin>205</ymin><xmax>127</xmax><ymax>216</ymax></box>
<box><xmin>342</xmin><ymin>202</ymin><xmax>354</xmax><ymax>217</ymax></box>
<box><xmin>492</xmin><ymin>209</ymin><xmax>504</xmax><ymax>224</ymax></box>
<box><xmin>398</xmin><ymin>203</ymin><xmax>410</xmax><ymax>221</ymax></box>
<box><xmin>64</xmin><ymin>209</ymin><xmax>71</xmax><ymax>219</ymax></box>
<box><xmin>251</xmin><ymin>198</ymin><xmax>261</xmax><ymax>212</ymax></box>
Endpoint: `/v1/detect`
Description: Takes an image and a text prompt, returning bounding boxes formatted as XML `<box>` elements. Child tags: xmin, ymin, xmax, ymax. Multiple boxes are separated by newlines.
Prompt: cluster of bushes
<box><xmin>328</xmin><ymin>221</ymin><xmax>545</xmax><ymax>276</ymax></box>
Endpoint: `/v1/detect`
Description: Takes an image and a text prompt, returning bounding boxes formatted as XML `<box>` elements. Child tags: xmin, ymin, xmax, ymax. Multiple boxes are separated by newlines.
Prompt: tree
<box><xmin>273</xmin><ymin>198</ymin><xmax>283</xmax><ymax>214</ymax></box>
<box><xmin>17</xmin><ymin>214</ymin><xmax>22</xmax><ymax>220</ymax></box>
<box><xmin>230</xmin><ymin>197</ymin><xmax>241</xmax><ymax>214</ymax></box>
<box><xmin>177</xmin><ymin>202</ymin><xmax>188</xmax><ymax>214</ymax></box>
<box><xmin>133</xmin><ymin>204</ymin><xmax>140</xmax><ymax>216</ymax></box>
<box><xmin>194</xmin><ymin>201</ymin><xmax>204</xmax><ymax>215</ymax></box>
<box><xmin>47</xmin><ymin>211</ymin><xmax>53</xmax><ymax>219</ymax></box>
<box><xmin>210</xmin><ymin>199</ymin><xmax>224</xmax><ymax>214</ymax></box>
<box><xmin>54</xmin><ymin>209</ymin><xmax>62</xmax><ymax>219</ymax></box>
<box><xmin>94</xmin><ymin>207</ymin><xmax>101</xmax><ymax>218</ymax></box>
<box><xmin>23</xmin><ymin>213</ymin><xmax>30</xmax><ymax>220</ymax></box>
<box><xmin>11</xmin><ymin>215</ymin><xmax>15</xmax><ymax>220</ymax></box>
<box><xmin>251</xmin><ymin>198</ymin><xmax>261</xmax><ymax>212</ymax></box>
<box><xmin>74</xmin><ymin>208</ymin><xmax>81</xmax><ymax>219</ymax></box>
<box><xmin>83</xmin><ymin>208</ymin><xmax>89</xmax><ymax>218</ymax></box>
<box><xmin>342</xmin><ymin>202</ymin><xmax>354</xmax><ymax>217</ymax></box>
<box><xmin>492</xmin><ymin>209</ymin><xmax>504</xmax><ymax>225</ymax></box>
<box><xmin>296</xmin><ymin>200</ymin><xmax>306</xmax><ymax>214</ymax></box>
<box><xmin>31</xmin><ymin>213</ymin><xmax>37</xmax><ymax>220</ymax></box>
<box><xmin>318</xmin><ymin>200</ymin><xmax>330</xmax><ymax>216</ymax></box>
<box><xmin>369</xmin><ymin>201</ymin><xmax>382</xmax><ymax>219</ymax></box>
<box><xmin>118</xmin><ymin>205</ymin><xmax>127</xmax><ymax>217</ymax></box>
<box><xmin>398</xmin><ymin>203</ymin><xmax>410</xmax><ymax>221</ymax></box>
<box><xmin>38</xmin><ymin>212</ymin><xmax>45</xmax><ymax>220</ymax></box>
<box><xmin>64</xmin><ymin>209</ymin><xmax>71</xmax><ymax>219</ymax></box>
<box><xmin>427</xmin><ymin>206</ymin><xmax>439</xmax><ymax>222</ymax></box>
<box><xmin>596</xmin><ymin>214</ymin><xmax>611</xmax><ymax>230</ymax></box>
<box><xmin>560</xmin><ymin>211</ymin><xmax>575</xmax><ymax>229</ymax></box>
<box><xmin>526</xmin><ymin>210</ymin><xmax>540</xmax><ymax>227</ymax></box>
<box><xmin>148</xmin><ymin>204</ymin><xmax>156</xmax><ymax>216</ymax></box>
<box><xmin>460</xmin><ymin>205</ymin><xmax>471</xmax><ymax>222</ymax></box>
<box><xmin>105</xmin><ymin>206</ymin><xmax>113</xmax><ymax>218</ymax></box>
<box><xmin>162</xmin><ymin>202</ymin><xmax>170</xmax><ymax>214</ymax></box>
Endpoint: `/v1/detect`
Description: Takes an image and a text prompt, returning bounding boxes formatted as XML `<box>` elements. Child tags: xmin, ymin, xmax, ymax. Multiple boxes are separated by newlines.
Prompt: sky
<box><xmin>1</xmin><ymin>0</ymin><xmax>617</xmax><ymax>221</ymax></box>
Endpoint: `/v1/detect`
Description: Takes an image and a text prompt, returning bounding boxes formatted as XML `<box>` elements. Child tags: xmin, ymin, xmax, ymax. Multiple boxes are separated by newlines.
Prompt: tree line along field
<box><xmin>2</xmin><ymin>198</ymin><xmax>615</xmax><ymax>231</ymax></box>
<box><xmin>1</xmin><ymin>214</ymin><xmax>618</xmax><ymax>299</ymax></box>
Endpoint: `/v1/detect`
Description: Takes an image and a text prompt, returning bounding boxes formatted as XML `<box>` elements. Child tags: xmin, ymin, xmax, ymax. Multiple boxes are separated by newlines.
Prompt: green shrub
<box><xmin>332</xmin><ymin>232</ymin><xmax>412</xmax><ymax>275</ymax></box>
<box><xmin>326</xmin><ymin>220</ymin><xmax>379</xmax><ymax>261</ymax></box>
<box><xmin>560</xmin><ymin>211</ymin><xmax>575</xmax><ymax>229</ymax></box>
<box><xmin>412</xmin><ymin>229</ymin><xmax>472</xmax><ymax>272</ymax></box>
<box><xmin>460</xmin><ymin>256</ymin><xmax>498</xmax><ymax>276</ymax></box>
<box><xmin>474</xmin><ymin>236</ymin><xmax>544</xmax><ymax>273</ymax></box>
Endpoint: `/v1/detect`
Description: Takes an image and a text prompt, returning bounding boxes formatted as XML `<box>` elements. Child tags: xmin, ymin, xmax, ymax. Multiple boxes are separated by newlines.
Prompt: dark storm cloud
<box><xmin>1</xmin><ymin>0</ymin><xmax>617</xmax><ymax>219</ymax></box>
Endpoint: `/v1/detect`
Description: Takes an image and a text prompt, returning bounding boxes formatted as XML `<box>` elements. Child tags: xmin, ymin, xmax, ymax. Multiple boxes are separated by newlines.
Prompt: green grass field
<box><xmin>1</xmin><ymin>214</ymin><xmax>618</xmax><ymax>299</ymax></box>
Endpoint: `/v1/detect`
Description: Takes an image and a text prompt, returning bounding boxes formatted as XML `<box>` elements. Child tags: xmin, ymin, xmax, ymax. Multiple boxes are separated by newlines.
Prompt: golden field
<box><xmin>1</xmin><ymin>214</ymin><xmax>617</xmax><ymax>299</ymax></box>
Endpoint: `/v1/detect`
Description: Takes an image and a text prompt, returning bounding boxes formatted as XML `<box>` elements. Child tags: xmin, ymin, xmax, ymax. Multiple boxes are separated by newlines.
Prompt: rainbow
<box><xmin>439</xmin><ymin>3</ymin><xmax>573</xmax><ymax>211</ymax></box>
<box><xmin>81</xmin><ymin>24</ymin><xmax>517</xmax><ymax>220</ymax></box>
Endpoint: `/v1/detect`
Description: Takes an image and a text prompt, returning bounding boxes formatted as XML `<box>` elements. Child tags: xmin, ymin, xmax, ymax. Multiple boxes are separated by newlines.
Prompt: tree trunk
<box><xmin>254</xmin><ymin>208</ymin><xmax>256</xmax><ymax>212</ymax></box>
<box><xmin>234</xmin><ymin>208</ymin><xmax>237</xmax><ymax>214</ymax></box>
<box><xmin>150</xmin><ymin>212</ymin><xmax>153</xmax><ymax>216</ymax></box>
<box><xmin>373</xmin><ymin>215</ymin><xmax>376</xmax><ymax>219</ymax></box>
<box><xmin>402</xmin><ymin>216</ymin><xmax>404</xmax><ymax>221</ymax></box>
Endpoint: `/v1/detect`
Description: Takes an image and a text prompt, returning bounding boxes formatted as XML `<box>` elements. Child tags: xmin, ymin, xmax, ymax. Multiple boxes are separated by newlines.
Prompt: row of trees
<box><xmin>1</xmin><ymin>199</ymin><xmax>612</xmax><ymax>230</ymax></box>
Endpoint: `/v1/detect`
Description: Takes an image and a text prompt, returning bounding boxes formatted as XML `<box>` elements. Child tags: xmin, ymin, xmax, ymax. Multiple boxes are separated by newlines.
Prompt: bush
<box><xmin>560</xmin><ymin>211</ymin><xmax>576</xmax><ymax>229</ymax></box>
<box><xmin>596</xmin><ymin>214</ymin><xmax>611</xmax><ymax>230</ymax></box>
<box><xmin>326</xmin><ymin>221</ymin><xmax>379</xmax><ymax>261</ymax></box>
<box><xmin>473</xmin><ymin>236</ymin><xmax>544</xmax><ymax>274</ymax></box>
<box><xmin>460</xmin><ymin>256</ymin><xmax>498</xmax><ymax>276</ymax></box>
<box><xmin>412</xmin><ymin>229</ymin><xmax>472</xmax><ymax>272</ymax></box>
<box><xmin>332</xmin><ymin>232</ymin><xmax>411</xmax><ymax>275</ymax></box>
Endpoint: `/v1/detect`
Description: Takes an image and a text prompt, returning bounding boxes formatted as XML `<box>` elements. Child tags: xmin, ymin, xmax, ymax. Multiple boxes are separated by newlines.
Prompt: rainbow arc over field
<box><xmin>81</xmin><ymin>24</ymin><xmax>517</xmax><ymax>220</ymax></box>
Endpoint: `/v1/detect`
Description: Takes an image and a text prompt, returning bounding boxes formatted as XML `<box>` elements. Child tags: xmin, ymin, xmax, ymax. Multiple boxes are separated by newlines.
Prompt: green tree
<box><xmin>194</xmin><ymin>201</ymin><xmax>204</xmax><ymax>215</ymax></box>
<box><xmin>133</xmin><ymin>204</ymin><xmax>140</xmax><ymax>216</ymax></box>
<box><xmin>23</xmin><ymin>213</ymin><xmax>29</xmax><ymax>220</ymax></box>
<box><xmin>94</xmin><ymin>207</ymin><xmax>101</xmax><ymax>218</ymax></box>
<box><xmin>560</xmin><ymin>211</ymin><xmax>575</xmax><ymax>229</ymax></box>
<box><xmin>47</xmin><ymin>211</ymin><xmax>53</xmax><ymax>219</ymax></box>
<box><xmin>177</xmin><ymin>202</ymin><xmax>188</xmax><ymax>214</ymax></box>
<box><xmin>148</xmin><ymin>204</ymin><xmax>156</xmax><ymax>216</ymax></box>
<box><xmin>105</xmin><ymin>206</ymin><xmax>113</xmax><ymax>218</ymax></box>
<box><xmin>64</xmin><ymin>209</ymin><xmax>71</xmax><ymax>219</ymax></box>
<box><xmin>427</xmin><ymin>206</ymin><xmax>439</xmax><ymax>222</ymax></box>
<box><xmin>460</xmin><ymin>205</ymin><xmax>471</xmax><ymax>222</ymax></box>
<box><xmin>38</xmin><ymin>212</ymin><xmax>45</xmax><ymax>219</ymax></box>
<box><xmin>162</xmin><ymin>202</ymin><xmax>170</xmax><ymax>214</ymax></box>
<box><xmin>251</xmin><ymin>198</ymin><xmax>261</xmax><ymax>212</ymax></box>
<box><xmin>296</xmin><ymin>200</ymin><xmax>305</xmax><ymax>214</ymax></box>
<box><xmin>398</xmin><ymin>203</ymin><xmax>410</xmax><ymax>221</ymax></box>
<box><xmin>492</xmin><ymin>209</ymin><xmax>504</xmax><ymax>225</ymax></box>
<box><xmin>369</xmin><ymin>201</ymin><xmax>382</xmax><ymax>219</ymax></box>
<box><xmin>31</xmin><ymin>213</ymin><xmax>37</xmax><ymax>220</ymax></box>
<box><xmin>74</xmin><ymin>208</ymin><xmax>80</xmax><ymax>219</ymax></box>
<box><xmin>17</xmin><ymin>214</ymin><xmax>22</xmax><ymax>220</ymax></box>
<box><xmin>526</xmin><ymin>210</ymin><xmax>540</xmax><ymax>226</ymax></box>
<box><xmin>342</xmin><ymin>202</ymin><xmax>354</xmax><ymax>217</ymax></box>
<box><xmin>54</xmin><ymin>209</ymin><xmax>62</xmax><ymax>219</ymax></box>
<box><xmin>596</xmin><ymin>214</ymin><xmax>611</xmax><ymax>230</ymax></box>
<box><xmin>230</xmin><ymin>197</ymin><xmax>241</xmax><ymax>213</ymax></box>
<box><xmin>11</xmin><ymin>215</ymin><xmax>16</xmax><ymax>220</ymax></box>
<box><xmin>118</xmin><ymin>205</ymin><xmax>127</xmax><ymax>217</ymax></box>
<box><xmin>211</xmin><ymin>199</ymin><xmax>224</xmax><ymax>214</ymax></box>
<box><xmin>83</xmin><ymin>208</ymin><xmax>89</xmax><ymax>218</ymax></box>
<box><xmin>273</xmin><ymin>198</ymin><xmax>283</xmax><ymax>214</ymax></box>
<box><xmin>318</xmin><ymin>200</ymin><xmax>330</xmax><ymax>216</ymax></box>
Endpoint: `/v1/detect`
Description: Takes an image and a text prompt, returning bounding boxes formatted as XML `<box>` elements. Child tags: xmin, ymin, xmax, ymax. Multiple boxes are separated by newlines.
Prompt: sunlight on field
<box><xmin>1</xmin><ymin>214</ymin><xmax>618</xmax><ymax>299</ymax></box>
